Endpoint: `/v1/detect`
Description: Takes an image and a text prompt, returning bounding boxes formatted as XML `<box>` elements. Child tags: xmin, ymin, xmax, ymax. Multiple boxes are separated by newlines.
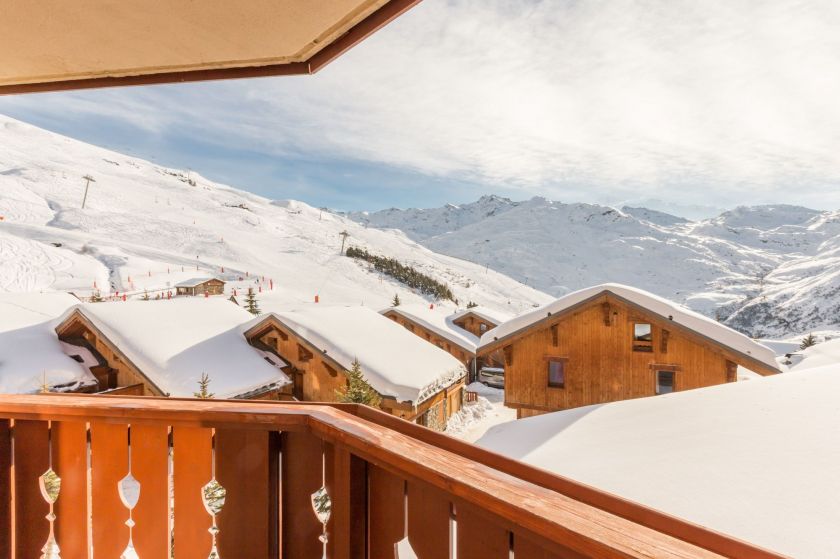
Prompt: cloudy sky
<box><xmin>2</xmin><ymin>0</ymin><xmax>840</xmax><ymax>216</ymax></box>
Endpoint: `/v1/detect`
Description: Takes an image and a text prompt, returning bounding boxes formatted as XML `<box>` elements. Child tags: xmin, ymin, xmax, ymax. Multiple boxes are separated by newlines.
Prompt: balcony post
<box><xmin>325</xmin><ymin>444</ymin><xmax>367</xmax><ymax>559</ymax></box>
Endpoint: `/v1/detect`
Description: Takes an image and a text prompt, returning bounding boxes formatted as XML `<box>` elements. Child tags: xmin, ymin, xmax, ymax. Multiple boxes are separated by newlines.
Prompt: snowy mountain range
<box><xmin>350</xmin><ymin>197</ymin><xmax>840</xmax><ymax>338</ymax></box>
<box><xmin>0</xmin><ymin>115</ymin><xmax>550</xmax><ymax>317</ymax></box>
<box><xmin>4</xmin><ymin>113</ymin><xmax>839</xmax><ymax>339</ymax></box>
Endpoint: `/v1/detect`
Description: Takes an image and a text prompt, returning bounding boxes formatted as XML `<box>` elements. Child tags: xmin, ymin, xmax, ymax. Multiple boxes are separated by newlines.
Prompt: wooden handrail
<box><xmin>0</xmin><ymin>395</ymin><xmax>783</xmax><ymax>558</ymax></box>
<box><xmin>119</xmin><ymin>395</ymin><xmax>782</xmax><ymax>559</ymax></box>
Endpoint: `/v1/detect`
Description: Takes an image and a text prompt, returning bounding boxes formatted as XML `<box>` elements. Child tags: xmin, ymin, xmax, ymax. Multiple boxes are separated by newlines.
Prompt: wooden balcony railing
<box><xmin>0</xmin><ymin>395</ymin><xmax>782</xmax><ymax>558</ymax></box>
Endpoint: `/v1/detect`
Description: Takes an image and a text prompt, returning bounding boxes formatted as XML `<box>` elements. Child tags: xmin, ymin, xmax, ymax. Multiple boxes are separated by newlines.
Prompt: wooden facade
<box><xmin>479</xmin><ymin>291</ymin><xmax>780</xmax><ymax>418</ymax></box>
<box><xmin>175</xmin><ymin>278</ymin><xmax>225</xmax><ymax>296</ymax></box>
<box><xmin>245</xmin><ymin>316</ymin><xmax>465</xmax><ymax>428</ymax></box>
<box><xmin>54</xmin><ymin>309</ymin><xmax>282</xmax><ymax>399</ymax></box>
<box><xmin>451</xmin><ymin>310</ymin><xmax>501</xmax><ymax>337</ymax></box>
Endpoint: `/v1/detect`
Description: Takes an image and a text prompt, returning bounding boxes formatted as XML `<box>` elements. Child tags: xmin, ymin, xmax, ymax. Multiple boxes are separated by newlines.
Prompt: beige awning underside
<box><xmin>0</xmin><ymin>0</ymin><xmax>418</xmax><ymax>94</ymax></box>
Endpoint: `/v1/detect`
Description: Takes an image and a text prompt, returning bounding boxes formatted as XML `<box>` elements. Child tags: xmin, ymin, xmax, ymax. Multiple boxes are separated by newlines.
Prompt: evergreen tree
<box><xmin>335</xmin><ymin>359</ymin><xmax>381</xmax><ymax>407</ymax></box>
<box><xmin>392</xmin><ymin>294</ymin><xmax>401</xmax><ymax>307</ymax></box>
<box><xmin>800</xmin><ymin>333</ymin><xmax>817</xmax><ymax>350</ymax></box>
<box><xmin>194</xmin><ymin>373</ymin><xmax>214</xmax><ymax>399</ymax></box>
<box><xmin>89</xmin><ymin>290</ymin><xmax>103</xmax><ymax>303</ymax></box>
<box><xmin>466</xmin><ymin>301</ymin><xmax>478</xmax><ymax>308</ymax></box>
<box><xmin>245</xmin><ymin>287</ymin><xmax>261</xmax><ymax>315</ymax></box>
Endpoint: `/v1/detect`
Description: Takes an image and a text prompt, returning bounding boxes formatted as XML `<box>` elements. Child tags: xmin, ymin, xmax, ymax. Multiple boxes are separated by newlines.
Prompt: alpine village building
<box><xmin>380</xmin><ymin>304</ymin><xmax>511</xmax><ymax>381</ymax></box>
<box><xmin>244</xmin><ymin>306</ymin><xmax>467</xmax><ymax>429</ymax></box>
<box><xmin>478</xmin><ymin>284</ymin><xmax>781</xmax><ymax>418</ymax></box>
<box><xmin>54</xmin><ymin>299</ymin><xmax>290</xmax><ymax>398</ymax></box>
<box><xmin>174</xmin><ymin>277</ymin><xmax>225</xmax><ymax>296</ymax></box>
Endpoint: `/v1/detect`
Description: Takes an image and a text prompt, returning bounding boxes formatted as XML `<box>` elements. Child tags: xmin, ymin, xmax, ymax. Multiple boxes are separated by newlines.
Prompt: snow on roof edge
<box><xmin>379</xmin><ymin>306</ymin><xmax>478</xmax><ymax>353</ymax></box>
<box><xmin>246</xmin><ymin>308</ymin><xmax>465</xmax><ymax>405</ymax></box>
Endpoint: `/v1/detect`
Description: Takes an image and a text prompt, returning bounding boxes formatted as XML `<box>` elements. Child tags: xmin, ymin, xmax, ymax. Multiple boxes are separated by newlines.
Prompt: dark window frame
<box><xmin>546</xmin><ymin>357</ymin><xmax>568</xmax><ymax>388</ymax></box>
<box><xmin>655</xmin><ymin>369</ymin><xmax>676</xmax><ymax>394</ymax></box>
<box><xmin>632</xmin><ymin>322</ymin><xmax>653</xmax><ymax>352</ymax></box>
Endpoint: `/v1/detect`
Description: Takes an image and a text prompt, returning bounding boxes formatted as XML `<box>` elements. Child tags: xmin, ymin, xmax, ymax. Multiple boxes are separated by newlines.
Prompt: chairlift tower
<box><xmin>81</xmin><ymin>174</ymin><xmax>96</xmax><ymax>209</ymax></box>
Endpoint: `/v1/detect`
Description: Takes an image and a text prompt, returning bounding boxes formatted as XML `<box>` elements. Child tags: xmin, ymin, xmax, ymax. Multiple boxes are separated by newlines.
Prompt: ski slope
<box><xmin>0</xmin><ymin>115</ymin><xmax>550</xmax><ymax>316</ymax></box>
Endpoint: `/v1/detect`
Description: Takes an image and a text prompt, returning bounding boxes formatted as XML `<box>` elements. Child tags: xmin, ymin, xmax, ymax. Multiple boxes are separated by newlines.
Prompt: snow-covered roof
<box><xmin>380</xmin><ymin>304</ymin><xmax>479</xmax><ymax>354</ymax></box>
<box><xmin>450</xmin><ymin>306</ymin><xmax>513</xmax><ymax>328</ymax></box>
<box><xmin>0</xmin><ymin>292</ymin><xmax>96</xmax><ymax>393</ymax></box>
<box><xmin>250</xmin><ymin>306</ymin><xmax>466</xmax><ymax>404</ymax></box>
<box><xmin>58</xmin><ymin>298</ymin><xmax>289</xmax><ymax>398</ymax></box>
<box><xmin>479</xmin><ymin>283</ymin><xmax>779</xmax><ymax>372</ymax></box>
<box><xmin>175</xmin><ymin>277</ymin><xmax>222</xmax><ymax>288</ymax></box>
<box><xmin>477</xmin><ymin>368</ymin><xmax>840</xmax><ymax>558</ymax></box>
<box><xmin>786</xmin><ymin>338</ymin><xmax>840</xmax><ymax>372</ymax></box>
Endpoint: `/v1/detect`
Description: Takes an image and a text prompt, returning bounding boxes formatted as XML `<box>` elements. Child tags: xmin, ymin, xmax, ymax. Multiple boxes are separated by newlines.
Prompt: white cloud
<box><xmin>4</xmin><ymin>0</ymin><xmax>840</xmax><ymax>209</ymax></box>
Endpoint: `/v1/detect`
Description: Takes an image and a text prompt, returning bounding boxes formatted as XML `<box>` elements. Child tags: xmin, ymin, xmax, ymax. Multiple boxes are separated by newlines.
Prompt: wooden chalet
<box><xmin>381</xmin><ymin>304</ymin><xmax>478</xmax><ymax>366</ymax></box>
<box><xmin>54</xmin><ymin>299</ymin><xmax>290</xmax><ymax>398</ymax></box>
<box><xmin>245</xmin><ymin>306</ymin><xmax>467</xmax><ymax>429</ymax></box>
<box><xmin>450</xmin><ymin>307</ymin><xmax>511</xmax><ymax>337</ymax></box>
<box><xmin>478</xmin><ymin>284</ymin><xmax>781</xmax><ymax>418</ymax></box>
<box><xmin>175</xmin><ymin>277</ymin><xmax>225</xmax><ymax>297</ymax></box>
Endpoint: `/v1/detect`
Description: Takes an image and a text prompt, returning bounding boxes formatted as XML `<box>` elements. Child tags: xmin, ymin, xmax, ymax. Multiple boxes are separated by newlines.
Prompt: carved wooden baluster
<box><xmin>311</xmin><ymin>447</ymin><xmax>331</xmax><ymax>559</ymax></box>
<box><xmin>39</xmin><ymin>421</ymin><xmax>61</xmax><ymax>559</ymax></box>
<box><xmin>118</xmin><ymin>426</ymin><xmax>141</xmax><ymax>559</ymax></box>
<box><xmin>395</xmin><ymin>481</ymin><xmax>418</xmax><ymax>559</ymax></box>
<box><xmin>202</xmin><ymin>429</ymin><xmax>226</xmax><ymax>559</ymax></box>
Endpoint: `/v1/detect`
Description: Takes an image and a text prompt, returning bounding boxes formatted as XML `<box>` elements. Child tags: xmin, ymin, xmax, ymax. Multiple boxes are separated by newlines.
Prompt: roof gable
<box><xmin>478</xmin><ymin>284</ymin><xmax>779</xmax><ymax>375</ymax></box>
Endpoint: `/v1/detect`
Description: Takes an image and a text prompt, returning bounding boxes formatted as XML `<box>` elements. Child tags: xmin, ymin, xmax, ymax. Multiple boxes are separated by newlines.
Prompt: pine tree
<box><xmin>89</xmin><ymin>290</ymin><xmax>103</xmax><ymax>303</ymax></box>
<box><xmin>800</xmin><ymin>333</ymin><xmax>817</xmax><ymax>350</ymax></box>
<box><xmin>392</xmin><ymin>294</ymin><xmax>401</xmax><ymax>307</ymax></box>
<box><xmin>245</xmin><ymin>287</ymin><xmax>261</xmax><ymax>315</ymax></box>
<box><xmin>466</xmin><ymin>301</ymin><xmax>478</xmax><ymax>308</ymax></box>
<box><xmin>335</xmin><ymin>359</ymin><xmax>381</xmax><ymax>407</ymax></box>
<box><xmin>194</xmin><ymin>373</ymin><xmax>214</xmax><ymax>399</ymax></box>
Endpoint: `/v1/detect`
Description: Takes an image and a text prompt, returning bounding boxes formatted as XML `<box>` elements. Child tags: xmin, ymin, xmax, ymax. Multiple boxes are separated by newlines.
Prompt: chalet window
<box><xmin>656</xmin><ymin>370</ymin><xmax>675</xmax><ymax>394</ymax></box>
<box><xmin>297</xmin><ymin>344</ymin><xmax>313</xmax><ymax>362</ymax></box>
<box><xmin>633</xmin><ymin>323</ymin><xmax>653</xmax><ymax>352</ymax></box>
<box><xmin>547</xmin><ymin>359</ymin><xmax>565</xmax><ymax>388</ymax></box>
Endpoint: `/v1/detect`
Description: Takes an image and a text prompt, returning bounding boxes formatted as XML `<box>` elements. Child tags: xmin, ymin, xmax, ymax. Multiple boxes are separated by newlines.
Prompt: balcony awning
<box><xmin>0</xmin><ymin>0</ymin><xmax>419</xmax><ymax>94</ymax></box>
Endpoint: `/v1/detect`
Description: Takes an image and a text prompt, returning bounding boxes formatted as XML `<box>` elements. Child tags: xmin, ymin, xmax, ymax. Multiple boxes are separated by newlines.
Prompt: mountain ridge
<box><xmin>348</xmin><ymin>197</ymin><xmax>840</xmax><ymax>337</ymax></box>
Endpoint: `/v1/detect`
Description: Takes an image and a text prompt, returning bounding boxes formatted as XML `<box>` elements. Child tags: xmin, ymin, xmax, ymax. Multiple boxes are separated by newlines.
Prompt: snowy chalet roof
<box><xmin>247</xmin><ymin>306</ymin><xmax>466</xmax><ymax>405</ymax></box>
<box><xmin>0</xmin><ymin>292</ymin><xmax>96</xmax><ymax>393</ymax></box>
<box><xmin>476</xmin><ymin>368</ymin><xmax>840</xmax><ymax>558</ymax></box>
<box><xmin>478</xmin><ymin>283</ymin><xmax>779</xmax><ymax>373</ymax></box>
<box><xmin>380</xmin><ymin>304</ymin><xmax>479</xmax><ymax>354</ymax></box>
<box><xmin>57</xmin><ymin>298</ymin><xmax>289</xmax><ymax>398</ymax></box>
<box><xmin>175</xmin><ymin>277</ymin><xmax>223</xmax><ymax>288</ymax></box>
<box><xmin>449</xmin><ymin>306</ymin><xmax>513</xmax><ymax>327</ymax></box>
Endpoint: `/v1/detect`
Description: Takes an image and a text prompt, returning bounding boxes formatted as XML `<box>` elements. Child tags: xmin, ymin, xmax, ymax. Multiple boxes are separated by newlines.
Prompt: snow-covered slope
<box><xmin>352</xmin><ymin>198</ymin><xmax>840</xmax><ymax>337</ymax></box>
<box><xmin>0</xmin><ymin>116</ymin><xmax>549</xmax><ymax>317</ymax></box>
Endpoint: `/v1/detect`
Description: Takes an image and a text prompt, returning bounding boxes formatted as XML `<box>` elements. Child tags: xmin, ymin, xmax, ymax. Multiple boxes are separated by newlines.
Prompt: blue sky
<box><xmin>2</xmin><ymin>0</ymin><xmax>840</xmax><ymax>216</ymax></box>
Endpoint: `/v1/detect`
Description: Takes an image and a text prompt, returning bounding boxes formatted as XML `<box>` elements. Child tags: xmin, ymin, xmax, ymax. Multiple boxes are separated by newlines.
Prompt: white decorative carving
<box><xmin>39</xmin><ymin>468</ymin><xmax>61</xmax><ymax>559</ymax></box>
<box><xmin>395</xmin><ymin>536</ymin><xmax>419</xmax><ymax>559</ymax></box>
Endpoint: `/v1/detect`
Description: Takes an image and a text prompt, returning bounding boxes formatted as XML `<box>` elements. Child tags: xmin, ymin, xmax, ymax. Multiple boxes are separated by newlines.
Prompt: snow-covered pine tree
<box><xmin>245</xmin><ymin>287</ymin><xmax>261</xmax><ymax>315</ymax></box>
<box><xmin>336</xmin><ymin>359</ymin><xmax>381</xmax><ymax>407</ymax></box>
<box><xmin>800</xmin><ymin>333</ymin><xmax>817</xmax><ymax>349</ymax></box>
<box><xmin>194</xmin><ymin>372</ymin><xmax>214</xmax><ymax>399</ymax></box>
<box><xmin>392</xmin><ymin>294</ymin><xmax>401</xmax><ymax>307</ymax></box>
<box><xmin>466</xmin><ymin>301</ymin><xmax>478</xmax><ymax>308</ymax></box>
